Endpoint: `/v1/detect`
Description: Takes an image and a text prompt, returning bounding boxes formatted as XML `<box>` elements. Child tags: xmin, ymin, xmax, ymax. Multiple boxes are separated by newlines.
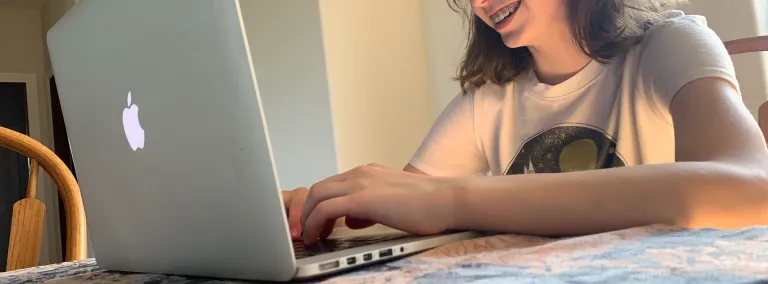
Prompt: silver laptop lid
<box><xmin>47</xmin><ymin>0</ymin><xmax>296</xmax><ymax>280</ymax></box>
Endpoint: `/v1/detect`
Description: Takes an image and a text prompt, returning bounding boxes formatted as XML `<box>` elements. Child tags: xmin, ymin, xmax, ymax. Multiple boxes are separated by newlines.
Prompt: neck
<box><xmin>527</xmin><ymin>36</ymin><xmax>592</xmax><ymax>86</ymax></box>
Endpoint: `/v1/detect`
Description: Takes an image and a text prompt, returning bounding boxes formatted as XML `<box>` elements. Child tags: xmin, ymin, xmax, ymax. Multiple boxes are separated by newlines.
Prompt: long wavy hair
<box><xmin>449</xmin><ymin>0</ymin><xmax>688</xmax><ymax>93</ymax></box>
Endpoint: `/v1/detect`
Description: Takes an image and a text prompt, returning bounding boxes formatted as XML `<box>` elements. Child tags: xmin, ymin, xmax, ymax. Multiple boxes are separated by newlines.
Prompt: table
<box><xmin>3</xmin><ymin>225</ymin><xmax>768</xmax><ymax>283</ymax></box>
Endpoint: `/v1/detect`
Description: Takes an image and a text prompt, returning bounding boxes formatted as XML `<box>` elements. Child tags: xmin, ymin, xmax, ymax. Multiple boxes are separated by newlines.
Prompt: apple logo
<box><xmin>122</xmin><ymin>91</ymin><xmax>145</xmax><ymax>151</ymax></box>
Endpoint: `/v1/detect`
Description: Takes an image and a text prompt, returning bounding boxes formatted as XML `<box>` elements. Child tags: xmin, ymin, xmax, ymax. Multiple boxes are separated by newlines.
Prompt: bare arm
<box><xmin>450</xmin><ymin>78</ymin><xmax>768</xmax><ymax>236</ymax></box>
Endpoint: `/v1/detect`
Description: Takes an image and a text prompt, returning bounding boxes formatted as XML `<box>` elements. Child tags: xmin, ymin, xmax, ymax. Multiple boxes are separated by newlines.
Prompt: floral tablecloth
<box><xmin>3</xmin><ymin>225</ymin><xmax>768</xmax><ymax>283</ymax></box>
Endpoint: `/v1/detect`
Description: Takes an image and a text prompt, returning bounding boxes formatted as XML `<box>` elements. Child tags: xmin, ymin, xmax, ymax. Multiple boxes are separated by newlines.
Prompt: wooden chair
<box><xmin>0</xmin><ymin>126</ymin><xmax>87</xmax><ymax>271</ymax></box>
<box><xmin>723</xmin><ymin>35</ymin><xmax>768</xmax><ymax>141</ymax></box>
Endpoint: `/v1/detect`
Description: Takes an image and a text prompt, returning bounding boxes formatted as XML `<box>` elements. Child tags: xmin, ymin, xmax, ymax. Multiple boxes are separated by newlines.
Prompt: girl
<box><xmin>284</xmin><ymin>0</ymin><xmax>768</xmax><ymax>244</ymax></box>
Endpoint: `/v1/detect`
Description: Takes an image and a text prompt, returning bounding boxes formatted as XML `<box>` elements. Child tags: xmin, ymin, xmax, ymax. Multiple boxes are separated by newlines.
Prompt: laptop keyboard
<box><xmin>293</xmin><ymin>235</ymin><xmax>406</xmax><ymax>259</ymax></box>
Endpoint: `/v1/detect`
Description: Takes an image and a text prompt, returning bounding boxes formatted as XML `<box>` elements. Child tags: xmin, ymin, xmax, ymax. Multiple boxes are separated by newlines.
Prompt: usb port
<box><xmin>319</xmin><ymin>260</ymin><xmax>340</xmax><ymax>271</ymax></box>
<box><xmin>363</xmin><ymin>253</ymin><xmax>373</xmax><ymax>261</ymax></box>
<box><xmin>347</xmin><ymin>257</ymin><xmax>357</xmax><ymax>265</ymax></box>
<box><xmin>379</xmin><ymin>248</ymin><xmax>393</xmax><ymax>258</ymax></box>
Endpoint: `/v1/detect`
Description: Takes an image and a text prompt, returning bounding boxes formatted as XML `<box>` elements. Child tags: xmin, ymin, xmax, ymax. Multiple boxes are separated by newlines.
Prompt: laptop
<box><xmin>46</xmin><ymin>0</ymin><xmax>481</xmax><ymax>281</ymax></box>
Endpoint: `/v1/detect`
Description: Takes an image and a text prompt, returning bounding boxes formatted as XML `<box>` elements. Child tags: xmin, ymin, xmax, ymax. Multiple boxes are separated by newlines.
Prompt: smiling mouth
<box><xmin>490</xmin><ymin>1</ymin><xmax>522</xmax><ymax>26</ymax></box>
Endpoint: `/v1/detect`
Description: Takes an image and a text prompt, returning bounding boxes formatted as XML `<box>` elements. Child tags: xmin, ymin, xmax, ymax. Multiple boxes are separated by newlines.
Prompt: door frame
<box><xmin>0</xmin><ymin>73</ymin><xmax>38</xmax><ymax>138</ymax></box>
<box><xmin>0</xmin><ymin>72</ymin><xmax>62</xmax><ymax>266</ymax></box>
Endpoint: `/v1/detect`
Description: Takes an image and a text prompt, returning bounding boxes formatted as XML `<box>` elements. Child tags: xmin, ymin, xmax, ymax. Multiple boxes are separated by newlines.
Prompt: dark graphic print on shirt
<box><xmin>505</xmin><ymin>124</ymin><xmax>627</xmax><ymax>175</ymax></box>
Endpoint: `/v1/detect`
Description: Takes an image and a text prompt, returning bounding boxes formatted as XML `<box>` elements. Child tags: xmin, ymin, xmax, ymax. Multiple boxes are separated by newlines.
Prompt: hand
<box><xmin>281</xmin><ymin>188</ymin><xmax>335</xmax><ymax>241</ymax></box>
<box><xmin>299</xmin><ymin>163</ymin><xmax>458</xmax><ymax>245</ymax></box>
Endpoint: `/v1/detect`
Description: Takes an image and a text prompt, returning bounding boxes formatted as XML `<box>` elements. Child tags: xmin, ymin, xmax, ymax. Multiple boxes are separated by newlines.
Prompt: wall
<box><xmin>202</xmin><ymin>0</ymin><xmax>436</xmax><ymax>188</ymax></box>
<box><xmin>0</xmin><ymin>4</ymin><xmax>47</xmax><ymax>108</ymax></box>
<box><xmin>239</xmin><ymin>0</ymin><xmax>339</xmax><ymax>190</ymax></box>
<box><xmin>0</xmin><ymin>8</ymin><xmax>45</xmax><ymax>75</ymax></box>
<box><xmin>420</xmin><ymin>0</ymin><xmax>468</xmax><ymax>115</ymax></box>
<box><xmin>319</xmin><ymin>0</ymin><xmax>435</xmax><ymax>170</ymax></box>
<box><xmin>419</xmin><ymin>1</ymin><xmax>768</xmax><ymax>117</ymax></box>
<box><xmin>0</xmin><ymin>6</ymin><xmax>60</xmax><ymax>265</ymax></box>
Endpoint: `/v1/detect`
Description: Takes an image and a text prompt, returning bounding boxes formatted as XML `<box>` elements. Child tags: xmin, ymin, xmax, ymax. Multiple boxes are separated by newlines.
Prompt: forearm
<box><xmin>449</xmin><ymin>161</ymin><xmax>768</xmax><ymax>236</ymax></box>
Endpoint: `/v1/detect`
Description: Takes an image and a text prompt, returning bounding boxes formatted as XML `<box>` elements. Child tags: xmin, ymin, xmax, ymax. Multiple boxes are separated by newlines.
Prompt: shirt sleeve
<box><xmin>409</xmin><ymin>91</ymin><xmax>489</xmax><ymax>176</ymax></box>
<box><xmin>638</xmin><ymin>13</ymin><xmax>740</xmax><ymax>123</ymax></box>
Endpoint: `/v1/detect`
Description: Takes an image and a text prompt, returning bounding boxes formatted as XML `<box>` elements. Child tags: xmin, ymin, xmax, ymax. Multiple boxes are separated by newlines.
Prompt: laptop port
<box><xmin>379</xmin><ymin>248</ymin><xmax>393</xmax><ymax>258</ymax></box>
<box><xmin>347</xmin><ymin>257</ymin><xmax>357</xmax><ymax>265</ymax></box>
<box><xmin>319</xmin><ymin>260</ymin><xmax>340</xmax><ymax>271</ymax></box>
<box><xmin>363</xmin><ymin>253</ymin><xmax>373</xmax><ymax>261</ymax></box>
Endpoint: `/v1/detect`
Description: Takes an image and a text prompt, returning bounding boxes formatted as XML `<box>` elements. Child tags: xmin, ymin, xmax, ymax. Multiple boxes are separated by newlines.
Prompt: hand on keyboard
<box><xmin>282</xmin><ymin>188</ymin><xmax>334</xmax><ymax>241</ymax></box>
<box><xmin>282</xmin><ymin>188</ymin><xmax>378</xmax><ymax>242</ymax></box>
<box><xmin>298</xmin><ymin>164</ymin><xmax>454</xmax><ymax>245</ymax></box>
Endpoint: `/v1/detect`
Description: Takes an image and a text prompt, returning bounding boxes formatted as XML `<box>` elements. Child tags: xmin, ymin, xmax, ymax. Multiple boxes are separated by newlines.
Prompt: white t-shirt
<box><xmin>409</xmin><ymin>11</ymin><xmax>740</xmax><ymax>176</ymax></box>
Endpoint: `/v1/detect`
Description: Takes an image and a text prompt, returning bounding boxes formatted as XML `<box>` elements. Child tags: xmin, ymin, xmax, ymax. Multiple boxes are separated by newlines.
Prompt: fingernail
<box><xmin>291</xmin><ymin>229</ymin><xmax>298</xmax><ymax>237</ymax></box>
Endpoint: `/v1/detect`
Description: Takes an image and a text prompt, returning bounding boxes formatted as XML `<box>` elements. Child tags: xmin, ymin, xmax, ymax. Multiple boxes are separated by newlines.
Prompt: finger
<box><xmin>345</xmin><ymin>217</ymin><xmax>376</xmax><ymax>230</ymax></box>
<box><xmin>288</xmin><ymin>188</ymin><xmax>309</xmax><ymax>240</ymax></box>
<box><xmin>300</xmin><ymin>181</ymin><xmax>354</xmax><ymax>226</ymax></box>
<box><xmin>303</xmin><ymin>197</ymin><xmax>351</xmax><ymax>245</ymax></box>
<box><xmin>281</xmin><ymin>190</ymin><xmax>293</xmax><ymax>208</ymax></box>
<box><xmin>319</xmin><ymin>220</ymin><xmax>336</xmax><ymax>240</ymax></box>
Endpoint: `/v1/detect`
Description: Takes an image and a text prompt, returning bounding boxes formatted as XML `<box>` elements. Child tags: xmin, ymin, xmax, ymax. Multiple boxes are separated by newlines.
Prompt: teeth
<box><xmin>492</xmin><ymin>10</ymin><xmax>510</xmax><ymax>24</ymax></box>
<box><xmin>491</xmin><ymin>2</ymin><xmax>520</xmax><ymax>25</ymax></box>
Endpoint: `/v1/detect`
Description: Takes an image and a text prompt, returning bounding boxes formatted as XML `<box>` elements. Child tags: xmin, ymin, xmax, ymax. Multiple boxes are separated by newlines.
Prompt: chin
<box><xmin>500</xmin><ymin>32</ymin><xmax>527</xmax><ymax>49</ymax></box>
<box><xmin>494</xmin><ymin>18</ymin><xmax>530</xmax><ymax>49</ymax></box>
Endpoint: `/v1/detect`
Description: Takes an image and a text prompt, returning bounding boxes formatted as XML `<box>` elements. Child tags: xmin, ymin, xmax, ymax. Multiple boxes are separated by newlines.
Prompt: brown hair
<box><xmin>448</xmin><ymin>0</ymin><xmax>688</xmax><ymax>93</ymax></box>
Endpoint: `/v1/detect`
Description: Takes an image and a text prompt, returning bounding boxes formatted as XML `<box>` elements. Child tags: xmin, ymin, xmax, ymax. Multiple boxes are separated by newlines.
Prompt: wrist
<box><xmin>435</xmin><ymin>176</ymin><xmax>473</xmax><ymax>231</ymax></box>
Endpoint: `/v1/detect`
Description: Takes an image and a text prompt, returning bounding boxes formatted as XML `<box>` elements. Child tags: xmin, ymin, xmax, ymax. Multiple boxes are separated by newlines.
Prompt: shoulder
<box><xmin>432</xmin><ymin>83</ymin><xmax>507</xmax><ymax>136</ymax></box>
<box><xmin>625</xmin><ymin>10</ymin><xmax>739</xmax><ymax>122</ymax></box>
<box><xmin>472</xmin><ymin>83</ymin><xmax>507</xmax><ymax>105</ymax></box>
<box><xmin>628</xmin><ymin>10</ymin><xmax>735</xmax><ymax>84</ymax></box>
<box><xmin>647</xmin><ymin>10</ymin><xmax>709</xmax><ymax>33</ymax></box>
<box><xmin>635</xmin><ymin>11</ymin><xmax>727</xmax><ymax>60</ymax></box>
<box><xmin>445</xmin><ymin>83</ymin><xmax>506</xmax><ymax>113</ymax></box>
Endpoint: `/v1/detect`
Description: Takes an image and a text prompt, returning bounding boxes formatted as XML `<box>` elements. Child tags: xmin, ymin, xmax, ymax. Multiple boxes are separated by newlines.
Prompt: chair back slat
<box><xmin>6</xmin><ymin>160</ymin><xmax>45</xmax><ymax>271</ymax></box>
<box><xmin>6</xmin><ymin>199</ymin><xmax>46</xmax><ymax>271</ymax></box>
<box><xmin>724</xmin><ymin>35</ymin><xmax>768</xmax><ymax>55</ymax></box>
<box><xmin>723</xmin><ymin>36</ymin><xmax>768</xmax><ymax>141</ymax></box>
<box><xmin>26</xmin><ymin>160</ymin><xmax>39</xmax><ymax>199</ymax></box>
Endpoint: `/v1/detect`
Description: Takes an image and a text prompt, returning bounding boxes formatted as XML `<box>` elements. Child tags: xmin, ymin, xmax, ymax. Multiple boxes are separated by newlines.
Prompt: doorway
<box><xmin>0</xmin><ymin>82</ymin><xmax>30</xmax><ymax>271</ymax></box>
<box><xmin>49</xmin><ymin>76</ymin><xmax>77</xmax><ymax>257</ymax></box>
